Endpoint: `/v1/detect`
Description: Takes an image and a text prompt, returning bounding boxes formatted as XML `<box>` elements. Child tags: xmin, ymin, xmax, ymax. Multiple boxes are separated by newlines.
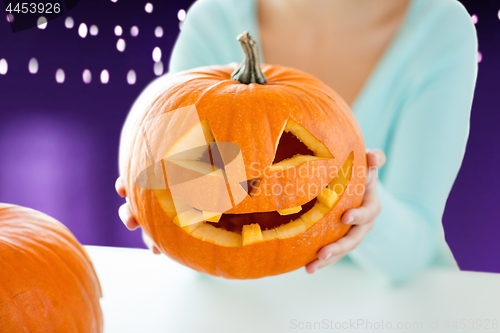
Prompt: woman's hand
<box><xmin>115</xmin><ymin>178</ymin><xmax>161</xmax><ymax>255</ymax></box>
<box><xmin>305</xmin><ymin>149</ymin><xmax>386</xmax><ymax>274</ymax></box>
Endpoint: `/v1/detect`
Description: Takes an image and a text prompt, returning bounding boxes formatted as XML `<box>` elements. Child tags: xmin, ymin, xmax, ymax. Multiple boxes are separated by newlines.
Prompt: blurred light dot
<box><xmin>55</xmin><ymin>69</ymin><xmax>65</xmax><ymax>83</ymax></box>
<box><xmin>28</xmin><ymin>58</ymin><xmax>38</xmax><ymax>74</ymax></box>
<box><xmin>37</xmin><ymin>16</ymin><xmax>47</xmax><ymax>29</ymax></box>
<box><xmin>130</xmin><ymin>25</ymin><xmax>139</xmax><ymax>37</ymax></box>
<box><xmin>152</xmin><ymin>47</ymin><xmax>162</xmax><ymax>62</ymax></box>
<box><xmin>154</xmin><ymin>61</ymin><xmax>163</xmax><ymax>76</ymax></box>
<box><xmin>471</xmin><ymin>14</ymin><xmax>478</xmax><ymax>24</ymax></box>
<box><xmin>145</xmin><ymin>3</ymin><xmax>153</xmax><ymax>13</ymax></box>
<box><xmin>114</xmin><ymin>25</ymin><xmax>123</xmax><ymax>36</ymax></box>
<box><xmin>78</xmin><ymin>23</ymin><xmax>88</xmax><ymax>38</ymax></box>
<box><xmin>90</xmin><ymin>24</ymin><xmax>98</xmax><ymax>36</ymax></box>
<box><xmin>0</xmin><ymin>59</ymin><xmax>8</xmax><ymax>75</ymax></box>
<box><xmin>154</xmin><ymin>26</ymin><xmax>163</xmax><ymax>38</ymax></box>
<box><xmin>116</xmin><ymin>38</ymin><xmax>126</xmax><ymax>52</ymax></box>
<box><xmin>111</xmin><ymin>0</ymin><xmax>117</xmax><ymax>2</ymax></box>
<box><xmin>65</xmin><ymin>16</ymin><xmax>74</xmax><ymax>29</ymax></box>
<box><xmin>127</xmin><ymin>70</ymin><xmax>136</xmax><ymax>85</ymax></box>
<box><xmin>83</xmin><ymin>69</ymin><xmax>92</xmax><ymax>83</ymax></box>
<box><xmin>177</xmin><ymin>9</ymin><xmax>186</xmax><ymax>21</ymax></box>
<box><xmin>478</xmin><ymin>51</ymin><xmax>482</xmax><ymax>63</ymax></box>
<box><xmin>498</xmin><ymin>10</ymin><xmax>500</xmax><ymax>20</ymax></box>
<box><xmin>101</xmin><ymin>69</ymin><xmax>110</xmax><ymax>84</ymax></box>
<box><xmin>6</xmin><ymin>13</ymin><xmax>14</xmax><ymax>23</ymax></box>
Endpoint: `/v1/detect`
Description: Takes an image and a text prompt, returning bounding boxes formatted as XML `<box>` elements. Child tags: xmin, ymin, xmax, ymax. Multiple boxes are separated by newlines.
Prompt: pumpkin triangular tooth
<box><xmin>317</xmin><ymin>188</ymin><xmax>340</xmax><ymax>209</ymax></box>
<box><xmin>242</xmin><ymin>223</ymin><xmax>263</xmax><ymax>246</ymax></box>
<box><xmin>203</xmin><ymin>211</ymin><xmax>222</xmax><ymax>222</ymax></box>
<box><xmin>277</xmin><ymin>205</ymin><xmax>302</xmax><ymax>216</ymax></box>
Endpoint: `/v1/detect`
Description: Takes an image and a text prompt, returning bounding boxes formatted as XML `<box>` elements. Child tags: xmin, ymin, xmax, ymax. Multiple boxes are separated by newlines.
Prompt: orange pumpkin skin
<box><xmin>120</xmin><ymin>62</ymin><xmax>366</xmax><ymax>279</ymax></box>
<box><xmin>0</xmin><ymin>204</ymin><xmax>103</xmax><ymax>332</ymax></box>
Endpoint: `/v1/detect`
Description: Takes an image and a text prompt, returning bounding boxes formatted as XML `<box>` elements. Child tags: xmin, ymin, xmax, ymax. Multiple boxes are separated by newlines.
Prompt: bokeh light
<box><xmin>83</xmin><ymin>69</ymin><xmax>92</xmax><ymax>84</ymax></box>
<box><xmin>37</xmin><ymin>16</ymin><xmax>48</xmax><ymax>30</ymax></box>
<box><xmin>100</xmin><ymin>69</ymin><xmax>110</xmax><ymax>84</ymax></box>
<box><xmin>116</xmin><ymin>38</ymin><xmax>126</xmax><ymax>52</ymax></box>
<box><xmin>471</xmin><ymin>14</ymin><xmax>478</xmax><ymax>24</ymax></box>
<box><xmin>114</xmin><ymin>25</ymin><xmax>123</xmax><ymax>36</ymax></box>
<box><xmin>145</xmin><ymin>3</ymin><xmax>153</xmax><ymax>13</ymax></box>
<box><xmin>152</xmin><ymin>47</ymin><xmax>162</xmax><ymax>62</ymax></box>
<box><xmin>55</xmin><ymin>69</ymin><xmax>65</xmax><ymax>83</ymax></box>
<box><xmin>178</xmin><ymin>9</ymin><xmax>186</xmax><ymax>21</ymax></box>
<box><xmin>78</xmin><ymin>23</ymin><xmax>88</xmax><ymax>38</ymax></box>
<box><xmin>28</xmin><ymin>58</ymin><xmax>38</xmax><ymax>74</ymax></box>
<box><xmin>127</xmin><ymin>70</ymin><xmax>136</xmax><ymax>85</ymax></box>
<box><xmin>90</xmin><ymin>25</ymin><xmax>99</xmax><ymax>36</ymax></box>
<box><xmin>154</xmin><ymin>26</ymin><xmax>163</xmax><ymax>38</ymax></box>
<box><xmin>6</xmin><ymin>13</ymin><xmax>14</xmax><ymax>23</ymax></box>
<box><xmin>65</xmin><ymin>16</ymin><xmax>74</xmax><ymax>29</ymax></box>
<box><xmin>0</xmin><ymin>59</ymin><xmax>7</xmax><ymax>75</ymax></box>
<box><xmin>154</xmin><ymin>61</ymin><xmax>163</xmax><ymax>76</ymax></box>
<box><xmin>130</xmin><ymin>26</ymin><xmax>139</xmax><ymax>37</ymax></box>
<box><xmin>478</xmin><ymin>51</ymin><xmax>482</xmax><ymax>63</ymax></box>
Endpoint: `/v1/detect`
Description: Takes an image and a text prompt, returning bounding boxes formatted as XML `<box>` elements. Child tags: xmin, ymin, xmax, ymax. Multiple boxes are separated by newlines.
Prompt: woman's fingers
<box><xmin>317</xmin><ymin>223</ymin><xmax>374</xmax><ymax>261</ymax></box>
<box><xmin>118</xmin><ymin>203</ymin><xmax>139</xmax><ymax>230</ymax></box>
<box><xmin>116</xmin><ymin>176</ymin><xmax>160</xmax><ymax>255</ymax></box>
<box><xmin>118</xmin><ymin>202</ymin><xmax>161</xmax><ymax>255</ymax></box>
<box><xmin>142</xmin><ymin>232</ymin><xmax>161</xmax><ymax>255</ymax></box>
<box><xmin>341</xmin><ymin>169</ymin><xmax>381</xmax><ymax>225</ymax></box>
<box><xmin>306</xmin><ymin>149</ymin><xmax>385</xmax><ymax>274</ymax></box>
<box><xmin>367</xmin><ymin>149</ymin><xmax>386</xmax><ymax>168</ymax></box>
<box><xmin>305</xmin><ymin>253</ymin><xmax>345</xmax><ymax>274</ymax></box>
<box><xmin>115</xmin><ymin>177</ymin><xmax>126</xmax><ymax>198</ymax></box>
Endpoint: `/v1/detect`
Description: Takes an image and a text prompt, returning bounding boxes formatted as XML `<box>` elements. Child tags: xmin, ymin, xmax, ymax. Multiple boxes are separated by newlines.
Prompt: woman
<box><xmin>116</xmin><ymin>0</ymin><xmax>477</xmax><ymax>284</ymax></box>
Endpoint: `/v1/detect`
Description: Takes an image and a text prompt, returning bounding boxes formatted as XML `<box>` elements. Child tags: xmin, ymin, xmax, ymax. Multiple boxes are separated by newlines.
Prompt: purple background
<box><xmin>0</xmin><ymin>0</ymin><xmax>498</xmax><ymax>273</ymax></box>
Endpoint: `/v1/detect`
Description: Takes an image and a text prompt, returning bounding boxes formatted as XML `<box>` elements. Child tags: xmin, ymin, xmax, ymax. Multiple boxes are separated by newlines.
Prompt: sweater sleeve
<box><xmin>347</xmin><ymin>1</ymin><xmax>478</xmax><ymax>284</ymax></box>
<box><xmin>168</xmin><ymin>0</ymin><xmax>257</xmax><ymax>73</ymax></box>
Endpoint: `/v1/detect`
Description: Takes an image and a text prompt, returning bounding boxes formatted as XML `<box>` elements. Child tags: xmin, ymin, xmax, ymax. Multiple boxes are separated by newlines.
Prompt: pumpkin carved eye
<box><xmin>270</xmin><ymin>119</ymin><xmax>333</xmax><ymax>172</ymax></box>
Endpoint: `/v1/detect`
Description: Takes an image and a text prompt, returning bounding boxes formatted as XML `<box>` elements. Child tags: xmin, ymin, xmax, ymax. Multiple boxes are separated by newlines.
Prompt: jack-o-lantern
<box><xmin>0</xmin><ymin>204</ymin><xmax>103</xmax><ymax>332</ymax></box>
<box><xmin>119</xmin><ymin>31</ymin><xmax>367</xmax><ymax>279</ymax></box>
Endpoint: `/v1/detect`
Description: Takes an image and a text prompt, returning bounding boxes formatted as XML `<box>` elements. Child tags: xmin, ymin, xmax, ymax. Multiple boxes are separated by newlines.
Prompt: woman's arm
<box><xmin>169</xmin><ymin>0</ymin><xmax>256</xmax><ymax>73</ymax></box>
<box><xmin>346</xmin><ymin>2</ymin><xmax>478</xmax><ymax>284</ymax></box>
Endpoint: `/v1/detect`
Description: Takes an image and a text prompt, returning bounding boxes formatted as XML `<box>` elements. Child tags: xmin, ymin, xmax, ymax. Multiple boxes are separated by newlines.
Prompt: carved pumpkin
<box><xmin>0</xmin><ymin>204</ymin><xmax>103</xmax><ymax>332</ymax></box>
<box><xmin>119</xmin><ymin>31</ymin><xmax>367</xmax><ymax>279</ymax></box>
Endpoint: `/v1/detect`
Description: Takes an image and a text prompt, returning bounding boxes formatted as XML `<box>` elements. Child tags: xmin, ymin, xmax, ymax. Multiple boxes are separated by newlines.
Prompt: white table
<box><xmin>86</xmin><ymin>246</ymin><xmax>500</xmax><ymax>333</ymax></box>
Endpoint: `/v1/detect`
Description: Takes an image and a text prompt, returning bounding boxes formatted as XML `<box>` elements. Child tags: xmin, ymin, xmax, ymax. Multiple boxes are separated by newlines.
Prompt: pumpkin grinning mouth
<box><xmin>161</xmin><ymin>152</ymin><xmax>354</xmax><ymax>247</ymax></box>
<box><xmin>145</xmin><ymin>113</ymin><xmax>354</xmax><ymax>247</ymax></box>
<box><xmin>207</xmin><ymin>195</ymin><xmax>318</xmax><ymax>233</ymax></box>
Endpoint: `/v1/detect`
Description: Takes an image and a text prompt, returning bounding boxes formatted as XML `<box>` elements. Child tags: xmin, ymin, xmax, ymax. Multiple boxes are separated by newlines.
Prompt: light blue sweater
<box><xmin>168</xmin><ymin>0</ymin><xmax>478</xmax><ymax>284</ymax></box>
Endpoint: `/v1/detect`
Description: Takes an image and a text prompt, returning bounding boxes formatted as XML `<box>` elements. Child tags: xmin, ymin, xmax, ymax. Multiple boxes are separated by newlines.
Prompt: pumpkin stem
<box><xmin>231</xmin><ymin>31</ymin><xmax>267</xmax><ymax>84</ymax></box>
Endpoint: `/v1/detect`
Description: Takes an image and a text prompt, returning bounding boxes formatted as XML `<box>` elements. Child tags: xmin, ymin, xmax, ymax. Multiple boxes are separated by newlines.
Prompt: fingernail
<box><xmin>324</xmin><ymin>252</ymin><xmax>332</xmax><ymax>260</ymax></box>
<box><xmin>345</xmin><ymin>215</ymin><xmax>355</xmax><ymax>224</ymax></box>
<box><xmin>118</xmin><ymin>205</ymin><xmax>128</xmax><ymax>222</ymax></box>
